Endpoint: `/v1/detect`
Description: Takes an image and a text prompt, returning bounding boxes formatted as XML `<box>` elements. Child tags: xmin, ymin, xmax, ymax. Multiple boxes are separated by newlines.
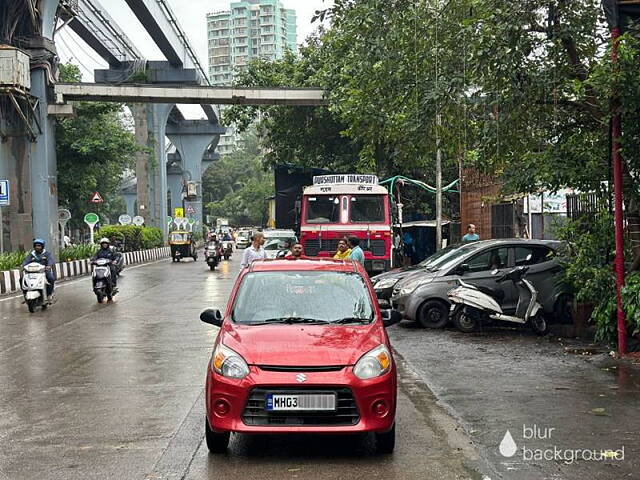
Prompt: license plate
<box><xmin>265</xmin><ymin>394</ymin><xmax>336</xmax><ymax>411</ymax></box>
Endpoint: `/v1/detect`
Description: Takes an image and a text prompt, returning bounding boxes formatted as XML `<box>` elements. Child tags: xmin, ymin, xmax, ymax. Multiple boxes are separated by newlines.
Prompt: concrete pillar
<box><xmin>123</xmin><ymin>192</ymin><xmax>137</xmax><ymax>216</ymax></box>
<box><xmin>0</xmin><ymin>138</ymin><xmax>33</xmax><ymax>252</ymax></box>
<box><xmin>166</xmin><ymin>121</ymin><xmax>223</xmax><ymax>229</ymax></box>
<box><xmin>167</xmin><ymin>170</ymin><xmax>184</xmax><ymax>216</ymax></box>
<box><xmin>149</xmin><ymin>104</ymin><xmax>173</xmax><ymax>238</ymax></box>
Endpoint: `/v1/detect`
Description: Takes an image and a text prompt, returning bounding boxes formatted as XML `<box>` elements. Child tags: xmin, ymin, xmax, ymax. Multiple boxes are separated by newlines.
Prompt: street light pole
<box><xmin>436</xmin><ymin>113</ymin><xmax>443</xmax><ymax>251</ymax></box>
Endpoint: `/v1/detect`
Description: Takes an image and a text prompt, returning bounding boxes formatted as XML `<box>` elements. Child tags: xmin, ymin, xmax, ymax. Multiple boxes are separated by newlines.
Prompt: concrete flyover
<box><xmin>54</xmin><ymin>83</ymin><xmax>328</xmax><ymax>106</ymax></box>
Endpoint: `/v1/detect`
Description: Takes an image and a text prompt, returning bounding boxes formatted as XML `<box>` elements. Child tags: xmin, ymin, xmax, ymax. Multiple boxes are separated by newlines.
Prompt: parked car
<box><xmin>390</xmin><ymin>239</ymin><xmax>568</xmax><ymax>328</ymax></box>
<box><xmin>200</xmin><ymin>258</ymin><xmax>401</xmax><ymax>454</ymax></box>
<box><xmin>263</xmin><ymin>229</ymin><xmax>298</xmax><ymax>259</ymax></box>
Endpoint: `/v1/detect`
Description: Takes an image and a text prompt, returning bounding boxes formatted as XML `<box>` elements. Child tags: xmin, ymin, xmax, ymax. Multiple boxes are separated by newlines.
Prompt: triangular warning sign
<box><xmin>186</xmin><ymin>205</ymin><xmax>196</xmax><ymax>214</ymax></box>
<box><xmin>90</xmin><ymin>192</ymin><xmax>104</xmax><ymax>203</ymax></box>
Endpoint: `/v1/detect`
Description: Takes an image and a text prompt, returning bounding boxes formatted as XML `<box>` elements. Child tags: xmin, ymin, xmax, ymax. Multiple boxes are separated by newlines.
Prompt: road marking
<box><xmin>0</xmin><ymin>258</ymin><xmax>170</xmax><ymax>303</ymax></box>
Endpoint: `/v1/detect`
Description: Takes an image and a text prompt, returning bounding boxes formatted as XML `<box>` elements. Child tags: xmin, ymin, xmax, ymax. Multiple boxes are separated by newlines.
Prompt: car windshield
<box><xmin>418</xmin><ymin>243</ymin><xmax>483</xmax><ymax>271</ymax></box>
<box><xmin>306</xmin><ymin>196</ymin><xmax>340</xmax><ymax>223</ymax></box>
<box><xmin>350</xmin><ymin>195</ymin><xmax>385</xmax><ymax>223</ymax></box>
<box><xmin>231</xmin><ymin>271</ymin><xmax>375</xmax><ymax>324</ymax></box>
<box><xmin>264</xmin><ymin>237</ymin><xmax>297</xmax><ymax>251</ymax></box>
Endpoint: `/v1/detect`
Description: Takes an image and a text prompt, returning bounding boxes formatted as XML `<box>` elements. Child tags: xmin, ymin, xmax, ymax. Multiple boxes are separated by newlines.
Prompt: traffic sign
<box><xmin>58</xmin><ymin>209</ymin><xmax>71</xmax><ymax>222</ymax></box>
<box><xmin>174</xmin><ymin>207</ymin><xmax>184</xmax><ymax>218</ymax></box>
<box><xmin>84</xmin><ymin>213</ymin><xmax>99</xmax><ymax>244</ymax></box>
<box><xmin>186</xmin><ymin>205</ymin><xmax>196</xmax><ymax>215</ymax></box>
<box><xmin>167</xmin><ymin>216</ymin><xmax>173</xmax><ymax>225</ymax></box>
<box><xmin>0</xmin><ymin>180</ymin><xmax>9</xmax><ymax>206</ymax></box>
<box><xmin>89</xmin><ymin>192</ymin><xmax>104</xmax><ymax>203</ymax></box>
<box><xmin>119</xmin><ymin>214</ymin><xmax>132</xmax><ymax>225</ymax></box>
<box><xmin>188</xmin><ymin>218</ymin><xmax>195</xmax><ymax>225</ymax></box>
<box><xmin>132</xmin><ymin>216</ymin><xmax>145</xmax><ymax>226</ymax></box>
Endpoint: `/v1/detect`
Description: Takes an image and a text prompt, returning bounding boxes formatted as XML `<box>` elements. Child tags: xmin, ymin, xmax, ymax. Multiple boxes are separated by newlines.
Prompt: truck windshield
<box><xmin>232</xmin><ymin>271</ymin><xmax>374</xmax><ymax>324</ymax></box>
<box><xmin>306</xmin><ymin>196</ymin><xmax>340</xmax><ymax>223</ymax></box>
<box><xmin>350</xmin><ymin>195</ymin><xmax>385</xmax><ymax>223</ymax></box>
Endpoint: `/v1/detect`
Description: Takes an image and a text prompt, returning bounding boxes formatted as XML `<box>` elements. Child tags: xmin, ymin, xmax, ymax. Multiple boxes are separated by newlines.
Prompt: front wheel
<box><xmin>530</xmin><ymin>313</ymin><xmax>549</xmax><ymax>336</ymax></box>
<box><xmin>375</xmin><ymin>423</ymin><xmax>396</xmax><ymax>454</ymax></box>
<box><xmin>417</xmin><ymin>300</ymin><xmax>449</xmax><ymax>329</ymax></box>
<box><xmin>205</xmin><ymin>417</ymin><xmax>230</xmax><ymax>453</ymax></box>
<box><xmin>209</xmin><ymin>264</ymin><xmax>216</xmax><ymax>271</ymax></box>
<box><xmin>96</xmin><ymin>292</ymin><xmax>104</xmax><ymax>304</ymax></box>
<box><xmin>27</xmin><ymin>299</ymin><xmax>36</xmax><ymax>313</ymax></box>
<box><xmin>453</xmin><ymin>308</ymin><xmax>480</xmax><ymax>333</ymax></box>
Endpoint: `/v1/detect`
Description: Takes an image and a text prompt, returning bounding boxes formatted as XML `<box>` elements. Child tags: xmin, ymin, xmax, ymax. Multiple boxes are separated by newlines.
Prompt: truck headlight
<box><xmin>353</xmin><ymin>345</ymin><xmax>392</xmax><ymax>379</ymax></box>
<box><xmin>212</xmin><ymin>344</ymin><xmax>250</xmax><ymax>379</ymax></box>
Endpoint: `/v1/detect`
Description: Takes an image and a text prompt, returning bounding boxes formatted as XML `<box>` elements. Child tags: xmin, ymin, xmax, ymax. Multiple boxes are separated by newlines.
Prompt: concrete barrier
<box><xmin>0</xmin><ymin>246</ymin><xmax>171</xmax><ymax>295</ymax></box>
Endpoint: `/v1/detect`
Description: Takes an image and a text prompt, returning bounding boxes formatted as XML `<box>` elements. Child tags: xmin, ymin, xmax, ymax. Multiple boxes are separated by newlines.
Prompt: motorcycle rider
<box><xmin>92</xmin><ymin>238</ymin><xmax>118</xmax><ymax>292</ymax></box>
<box><xmin>22</xmin><ymin>238</ymin><xmax>56</xmax><ymax>302</ymax></box>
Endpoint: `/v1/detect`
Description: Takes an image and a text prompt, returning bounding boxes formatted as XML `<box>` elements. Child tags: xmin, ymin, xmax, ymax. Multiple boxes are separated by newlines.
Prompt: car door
<box><xmin>459</xmin><ymin>246</ymin><xmax>515</xmax><ymax>310</ymax></box>
<box><xmin>511</xmin><ymin>245</ymin><xmax>559</xmax><ymax>312</ymax></box>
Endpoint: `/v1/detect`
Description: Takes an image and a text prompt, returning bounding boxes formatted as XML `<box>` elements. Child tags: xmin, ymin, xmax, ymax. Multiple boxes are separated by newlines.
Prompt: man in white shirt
<box><xmin>241</xmin><ymin>232</ymin><xmax>266</xmax><ymax>268</ymax></box>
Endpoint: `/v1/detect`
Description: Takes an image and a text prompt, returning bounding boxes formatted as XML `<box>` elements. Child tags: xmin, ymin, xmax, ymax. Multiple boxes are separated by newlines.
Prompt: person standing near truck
<box><xmin>347</xmin><ymin>236</ymin><xmax>365</xmax><ymax>265</ymax></box>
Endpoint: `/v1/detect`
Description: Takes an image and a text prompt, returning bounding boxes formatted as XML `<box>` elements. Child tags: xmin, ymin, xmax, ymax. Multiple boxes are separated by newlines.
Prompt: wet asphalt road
<box><xmin>0</xmin><ymin>254</ymin><xmax>487</xmax><ymax>480</ymax></box>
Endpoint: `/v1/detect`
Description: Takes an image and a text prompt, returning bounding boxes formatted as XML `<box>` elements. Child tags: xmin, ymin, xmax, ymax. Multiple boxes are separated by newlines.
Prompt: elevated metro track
<box><xmin>54</xmin><ymin>83</ymin><xmax>328</xmax><ymax>106</ymax></box>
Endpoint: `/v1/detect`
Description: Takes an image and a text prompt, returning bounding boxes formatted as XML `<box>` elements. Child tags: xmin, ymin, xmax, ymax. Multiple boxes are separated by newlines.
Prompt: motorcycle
<box><xmin>205</xmin><ymin>242</ymin><xmax>222</xmax><ymax>271</ymax></box>
<box><xmin>112</xmin><ymin>242</ymin><xmax>125</xmax><ymax>277</ymax></box>
<box><xmin>447</xmin><ymin>264</ymin><xmax>549</xmax><ymax>335</ymax></box>
<box><xmin>22</xmin><ymin>262</ymin><xmax>49</xmax><ymax>313</ymax></box>
<box><xmin>221</xmin><ymin>240</ymin><xmax>233</xmax><ymax>260</ymax></box>
<box><xmin>92</xmin><ymin>258</ymin><xmax>116</xmax><ymax>303</ymax></box>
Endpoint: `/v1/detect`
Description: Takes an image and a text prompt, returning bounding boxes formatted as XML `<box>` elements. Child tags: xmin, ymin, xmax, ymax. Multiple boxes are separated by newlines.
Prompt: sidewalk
<box><xmin>390</xmin><ymin>324</ymin><xmax>640</xmax><ymax>480</ymax></box>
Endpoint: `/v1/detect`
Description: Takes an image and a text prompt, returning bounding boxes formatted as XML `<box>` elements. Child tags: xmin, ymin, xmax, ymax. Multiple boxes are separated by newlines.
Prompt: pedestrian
<box><xmin>285</xmin><ymin>242</ymin><xmax>306</xmax><ymax>260</ymax></box>
<box><xmin>462</xmin><ymin>224</ymin><xmax>480</xmax><ymax>242</ymax></box>
<box><xmin>402</xmin><ymin>231</ymin><xmax>414</xmax><ymax>266</ymax></box>
<box><xmin>22</xmin><ymin>238</ymin><xmax>56</xmax><ymax>302</ymax></box>
<box><xmin>241</xmin><ymin>232</ymin><xmax>266</xmax><ymax>268</ymax></box>
<box><xmin>333</xmin><ymin>238</ymin><xmax>352</xmax><ymax>260</ymax></box>
<box><xmin>347</xmin><ymin>236</ymin><xmax>365</xmax><ymax>265</ymax></box>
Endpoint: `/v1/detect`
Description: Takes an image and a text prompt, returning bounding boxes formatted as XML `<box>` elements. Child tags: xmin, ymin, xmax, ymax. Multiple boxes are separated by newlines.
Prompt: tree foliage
<box><xmin>56</xmin><ymin>64</ymin><xmax>138</xmax><ymax>229</ymax></box>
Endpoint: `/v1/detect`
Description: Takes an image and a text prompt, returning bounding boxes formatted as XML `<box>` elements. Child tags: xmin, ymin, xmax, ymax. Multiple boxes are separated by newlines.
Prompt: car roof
<box><xmin>457</xmin><ymin>238</ymin><xmax>561</xmax><ymax>249</ymax></box>
<box><xmin>264</xmin><ymin>229</ymin><xmax>296</xmax><ymax>236</ymax></box>
<box><xmin>248</xmin><ymin>258</ymin><xmax>360</xmax><ymax>273</ymax></box>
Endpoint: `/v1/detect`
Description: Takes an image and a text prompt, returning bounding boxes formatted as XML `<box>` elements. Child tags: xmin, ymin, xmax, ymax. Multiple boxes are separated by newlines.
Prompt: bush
<box><xmin>0</xmin><ymin>251</ymin><xmax>26</xmax><ymax>271</ymax></box>
<box><xmin>98</xmin><ymin>225</ymin><xmax>164</xmax><ymax>252</ymax></box>
<box><xmin>60</xmin><ymin>244</ymin><xmax>99</xmax><ymax>262</ymax></box>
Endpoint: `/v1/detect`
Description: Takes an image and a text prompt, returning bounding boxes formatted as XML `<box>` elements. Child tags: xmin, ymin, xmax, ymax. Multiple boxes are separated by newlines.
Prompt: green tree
<box><xmin>56</xmin><ymin>64</ymin><xmax>138</xmax><ymax>229</ymax></box>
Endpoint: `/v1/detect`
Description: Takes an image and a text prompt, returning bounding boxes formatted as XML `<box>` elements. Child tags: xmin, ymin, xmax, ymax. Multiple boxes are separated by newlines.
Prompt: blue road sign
<box><xmin>0</xmin><ymin>180</ymin><xmax>9</xmax><ymax>206</ymax></box>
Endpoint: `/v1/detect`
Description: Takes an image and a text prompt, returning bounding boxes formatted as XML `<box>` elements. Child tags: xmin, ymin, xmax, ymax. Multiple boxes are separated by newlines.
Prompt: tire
<box><xmin>375</xmin><ymin>423</ymin><xmax>396</xmax><ymax>454</ymax></box>
<box><xmin>27</xmin><ymin>299</ymin><xmax>36</xmax><ymax>313</ymax></box>
<box><xmin>209</xmin><ymin>264</ymin><xmax>216</xmax><ymax>271</ymax></box>
<box><xmin>417</xmin><ymin>300</ymin><xmax>449</xmax><ymax>329</ymax></box>
<box><xmin>205</xmin><ymin>417</ymin><xmax>230</xmax><ymax>453</ymax></box>
<box><xmin>96</xmin><ymin>292</ymin><xmax>104</xmax><ymax>304</ymax></box>
<box><xmin>453</xmin><ymin>308</ymin><xmax>479</xmax><ymax>333</ymax></box>
<box><xmin>530</xmin><ymin>312</ymin><xmax>549</xmax><ymax>336</ymax></box>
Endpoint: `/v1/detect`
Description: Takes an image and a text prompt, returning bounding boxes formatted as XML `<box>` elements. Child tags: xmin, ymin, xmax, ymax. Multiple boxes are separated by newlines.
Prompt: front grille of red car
<box><xmin>257</xmin><ymin>365</ymin><xmax>345</xmax><ymax>373</ymax></box>
<box><xmin>242</xmin><ymin>387</ymin><xmax>360</xmax><ymax>426</ymax></box>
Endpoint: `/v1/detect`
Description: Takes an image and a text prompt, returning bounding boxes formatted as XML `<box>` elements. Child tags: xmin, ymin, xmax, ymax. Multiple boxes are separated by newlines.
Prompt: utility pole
<box><xmin>436</xmin><ymin>113</ymin><xmax>443</xmax><ymax>251</ymax></box>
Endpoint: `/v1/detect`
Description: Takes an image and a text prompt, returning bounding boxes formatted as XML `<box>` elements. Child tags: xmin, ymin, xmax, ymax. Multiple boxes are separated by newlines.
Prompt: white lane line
<box><xmin>0</xmin><ymin>258</ymin><xmax>170</xmax><ymax>303</ymax></box>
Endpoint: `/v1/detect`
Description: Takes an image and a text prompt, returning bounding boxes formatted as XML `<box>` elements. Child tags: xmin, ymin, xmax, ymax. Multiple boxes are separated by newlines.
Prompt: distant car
<box><xmin>200</xmin><ymin>258</ymin><xmax>400</xmax><ymax>454</ymax></box>
<box><xmin>235</xmin><ymin>231</ymin><xmax>251</xmax><ymax>249</ymax></box>
<box><xmin>263</xmin><ymin>229</ymin><xmax>298</xmax><ymax>259</ymax></box>
<box><xmin>389</xmin><ymin>239</ymin><xmax>568</xmax><ymax>329</ymax></box>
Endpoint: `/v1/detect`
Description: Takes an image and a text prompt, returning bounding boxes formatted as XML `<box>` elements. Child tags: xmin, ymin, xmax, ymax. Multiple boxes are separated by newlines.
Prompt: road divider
<box><xmin>0</xmin><ymin>246</ymin><xmax>171</xmax><ymax>295</ymax></box>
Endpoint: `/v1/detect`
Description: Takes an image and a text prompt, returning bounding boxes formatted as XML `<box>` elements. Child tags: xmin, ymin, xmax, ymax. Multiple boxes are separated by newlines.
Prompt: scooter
<box><xmin>92</xmin><ymin>258</ymin><xmax>116</xmax><ymax>303</ymax></box>
<box><xmin>112</xmin><ymin>242</ymin><xmax>125</xmax><ymax>277</ymax></box>
<box><xmin>205</xmin><ymin>243</ymin><xmax>221</xmax><ymax>271</ymax></box>
<box><xmin>447</xmin><ymin>265</ymin><xmax>549</xmax><ymax>335</ymax></box>
<box><xmin>22</xmin><ymin>262</ymin><xmax>49</xmax><ymax>313</ymax></box>
<box><xmin>221</xmin><ymin>240</ymin><xmax>233</xmax><ymax>260</ymax></box>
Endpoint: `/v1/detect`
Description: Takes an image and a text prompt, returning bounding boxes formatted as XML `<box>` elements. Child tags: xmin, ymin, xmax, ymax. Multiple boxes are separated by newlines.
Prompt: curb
<box><xmin>0</xmin><ymin>246</ymin><xmax>170</xmax><ymax>295</ymax></box>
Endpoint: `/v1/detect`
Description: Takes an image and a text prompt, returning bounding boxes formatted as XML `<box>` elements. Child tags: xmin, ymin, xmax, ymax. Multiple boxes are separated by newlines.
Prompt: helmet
<box><xmin>99</xmin><ymin>237</ymin><xmax>110</xmax><ymax>245</ymax></box>
<box><xmin>33</xmin><ymin>238</ymin><xmax>45</xmax><ymax>247</ymax></box>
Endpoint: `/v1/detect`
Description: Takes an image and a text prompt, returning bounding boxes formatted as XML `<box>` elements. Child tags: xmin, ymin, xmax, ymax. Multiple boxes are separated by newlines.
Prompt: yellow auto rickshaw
<box><xmin>169</xmin><ymin>231</ymin><xmax>197</xmax><ymax>262</ymax></box>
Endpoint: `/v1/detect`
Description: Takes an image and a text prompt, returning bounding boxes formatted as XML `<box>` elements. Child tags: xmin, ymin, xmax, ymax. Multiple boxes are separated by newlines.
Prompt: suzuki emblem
<box><xmin>296</xmin><ymin>373</ymin><xmax>307</xmax><ymax>383</ymax></box>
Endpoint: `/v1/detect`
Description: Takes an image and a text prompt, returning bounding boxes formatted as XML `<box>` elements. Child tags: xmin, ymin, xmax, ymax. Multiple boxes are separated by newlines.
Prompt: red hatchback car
<box><xmin>200</xmin><ymin>258</ymin><xmax>401</xmax><ymax>454</ymax></box>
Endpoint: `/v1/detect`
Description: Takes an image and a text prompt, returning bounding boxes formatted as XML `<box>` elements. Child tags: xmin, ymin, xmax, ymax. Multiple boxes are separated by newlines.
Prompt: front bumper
<box><xmin>205</xmin><ymin>365</ymin><xmax>397</xmax><ymax>434</ymax></box>
<box><xmin>391</xmin><ymin>292</ymin><xmax>420</xmax><ymax>320</ymax></box>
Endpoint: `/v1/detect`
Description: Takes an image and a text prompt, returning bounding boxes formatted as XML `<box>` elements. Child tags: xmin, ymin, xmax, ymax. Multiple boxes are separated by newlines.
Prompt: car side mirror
<box><xmin>378</xmin><ymin>298</ymin><xmax>391</xmax><ymax>310</ymax></box>
<box><xmin>381</xmin><ymin>309</ymin><xmax>402</xmax><ymax>327</ymax></box>
<box><xmin>457</xmin><ymin>263</ymin><xmax>470</xmax><ymax>275</ymax></box>
<box><xmin>200</xmin><ymin>308</ymin><xmax>223</xmax><ymax>327</ymax></box>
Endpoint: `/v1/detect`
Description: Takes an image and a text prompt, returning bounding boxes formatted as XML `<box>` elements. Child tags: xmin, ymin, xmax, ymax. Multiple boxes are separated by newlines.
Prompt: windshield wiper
<box><xmin>259</xmin><ymin>317</ymin><xmax>330</xmax><ymax>325</ymax></box>
<box><xmin>332</xmin><ymin>317</ymin><xmax>371</xmax><ymax>324</ymax></box>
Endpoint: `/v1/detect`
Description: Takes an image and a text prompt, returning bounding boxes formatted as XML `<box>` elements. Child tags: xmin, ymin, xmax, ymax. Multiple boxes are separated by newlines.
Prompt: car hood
<box><xmin>219</xmin><ymin>321</ymin><xmax>386</xmax><ymax>366</ymax></box>
<box><xmin>372</xmin><ymin>266</ymin><xmax>425</xmax><ymax>284</ymax></box>
<box><xmin>394</xmin><ymin>269</ymin><xmax>438</xmax><ymax>289</ymax></box>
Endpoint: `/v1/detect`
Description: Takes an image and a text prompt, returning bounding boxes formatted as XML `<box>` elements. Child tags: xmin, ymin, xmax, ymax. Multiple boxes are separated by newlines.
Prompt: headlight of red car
<box><xmin>353</xmin><ymin>345</ymin><xmax>392</xmax><ymax>380</ymax></box>
<box><xmin>212</xmin><ymin>344</ymin><xmax>250</xmax><ymax>379</ymax></box>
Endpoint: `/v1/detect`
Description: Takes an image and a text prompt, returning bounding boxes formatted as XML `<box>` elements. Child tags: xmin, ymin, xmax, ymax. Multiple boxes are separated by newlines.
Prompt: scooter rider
<box><xmin>92</xmin><ymin>238</ymin><xmax>118</xmax><ymax>292</ymax></box>
<box><xmin>22</xmin><ymin>238</ymin><xmax>56</xmax><ymax>302</ymax></box>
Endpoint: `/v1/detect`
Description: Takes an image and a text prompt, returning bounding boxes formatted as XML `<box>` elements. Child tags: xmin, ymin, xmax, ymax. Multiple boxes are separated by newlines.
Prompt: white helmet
<box><xmin>99</xmin><ymin>237</ymin><xmax>110</xmax><ymax>245</ymax></box>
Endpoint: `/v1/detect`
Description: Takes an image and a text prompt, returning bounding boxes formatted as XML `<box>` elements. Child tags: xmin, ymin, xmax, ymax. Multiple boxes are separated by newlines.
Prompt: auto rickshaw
<box><xmin>169</xmin><ymin>231</ymin><xmax>197</xmax><ymax>262</ymax></box>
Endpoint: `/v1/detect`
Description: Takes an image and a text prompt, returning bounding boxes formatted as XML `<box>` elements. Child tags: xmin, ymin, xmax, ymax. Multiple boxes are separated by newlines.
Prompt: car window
<box><xmin>231</xmin><ymin>271</ymin><xmax>374</xmax><ymax>323</ymax></box>
<box><xmin>466</xmin><ymin>247</ymin><xmax>509</xmax><ymax>273</ymax></box>
<box><xmin>514</xmin><ymin>246</ymin><xmax>555</xmax><ymax>266</ymax></box>
<box><xmin>264</xmin><ymin>237</ymin><xmax>297</xmax><ymax>251</ymax></box>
